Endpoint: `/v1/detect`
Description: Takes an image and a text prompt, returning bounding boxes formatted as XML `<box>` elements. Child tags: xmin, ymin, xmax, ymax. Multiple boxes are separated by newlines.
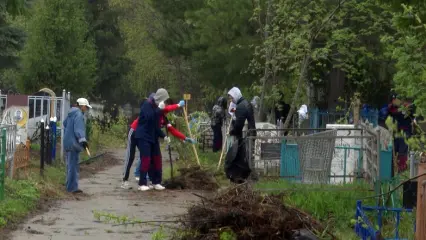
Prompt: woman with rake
<box><xmin>121</xmin><ymin>96</ymin><xmax>196</xmax><ymax>189</ymax></box>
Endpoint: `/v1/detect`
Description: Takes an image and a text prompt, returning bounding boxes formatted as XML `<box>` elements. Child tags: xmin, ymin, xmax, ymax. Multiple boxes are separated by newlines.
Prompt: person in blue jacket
<box><xmin>135</xmin><ymin>88</ymin><xmax>170</xmax><ymax>191</ymax></box>
<box><xmin>63</xmin><ymin>98</ymin><xmax>91</xmax><ymax>193</ymax></box>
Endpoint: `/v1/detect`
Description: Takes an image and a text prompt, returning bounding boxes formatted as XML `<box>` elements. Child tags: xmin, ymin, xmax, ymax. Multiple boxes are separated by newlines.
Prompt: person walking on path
<box><xmin>63</xmin><ymin>98</ymin><xmax>91</xmax><ymax>193</ymax></box>
<box><xmin>211</xmin><ymin>96</ymin><xmax>227</xmax><ymax>152</ymax></box>
<box><xmin>135</xmin><ymin>88</ymin><xmax>170</xmax><ymax>191</ymax></box>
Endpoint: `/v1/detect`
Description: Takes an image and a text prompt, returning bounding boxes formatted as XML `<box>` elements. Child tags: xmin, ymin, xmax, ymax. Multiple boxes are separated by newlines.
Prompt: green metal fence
<box><xmin>0</xmin><ymin>128</ymin><xmax>7</xmax><ymax>201</ymax></box>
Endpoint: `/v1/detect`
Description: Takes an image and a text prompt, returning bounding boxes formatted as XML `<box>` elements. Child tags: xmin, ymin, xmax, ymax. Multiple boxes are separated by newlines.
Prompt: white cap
<box><xmin>77</xmin><ymin>98</ymin><xmax>92</xmax><ymax>108</ymax></box>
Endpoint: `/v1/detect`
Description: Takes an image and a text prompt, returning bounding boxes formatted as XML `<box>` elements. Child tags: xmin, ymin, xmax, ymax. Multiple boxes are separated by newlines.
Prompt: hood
<box><xmin>297</xmin><ymin>105</ymin><xmax>308</xmax><ymax>119</ymax></box>
<box><xmin>228</xmin><ymin>87</ymin><xmax>242</xmax><ymax>103</ymax></box>
<box><xmin>216</xmin><ymin>96</ymin><xmax>227</xmax><ymax>109</ymax></box>
<box><xmin>153</xmin><ymin>88</ymin><xmax>169</xmax><ymax>104</ymax></box>
<box><xmin>68</xmin><ymin>107</ymin><xmax>81</xmax><ymax>117</ymax></box>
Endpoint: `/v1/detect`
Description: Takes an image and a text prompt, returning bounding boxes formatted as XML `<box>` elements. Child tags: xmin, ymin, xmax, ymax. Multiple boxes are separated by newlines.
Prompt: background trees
<box><xmin>0</xmin><ymin>0</ymin><xmax>425</xmax><ymax>118</ymax></box>
<box><xmin>18</xmin><ymin>0</ymin><xmax>97</xmax><ymax>95</ymax></box>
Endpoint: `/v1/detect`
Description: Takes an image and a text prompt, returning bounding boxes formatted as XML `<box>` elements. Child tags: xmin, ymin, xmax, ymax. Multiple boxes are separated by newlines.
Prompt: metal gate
<box><xmin>0</xmin><ymin>90</ymin><xmax>71</xmax><ymax>164</ymax></box>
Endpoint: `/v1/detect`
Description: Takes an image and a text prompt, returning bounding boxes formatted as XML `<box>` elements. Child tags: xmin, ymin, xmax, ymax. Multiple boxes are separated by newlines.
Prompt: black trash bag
<box><xmin>224</xmin><ymin>139</ymin><xmax>251</xmax><ymax>183</ymax></box>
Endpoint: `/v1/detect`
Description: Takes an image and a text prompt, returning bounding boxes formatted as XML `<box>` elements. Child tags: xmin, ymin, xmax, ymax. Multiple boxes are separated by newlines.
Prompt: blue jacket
<box><xmin>135</xmin><ymin>97</ymin><xmax>165</xmax><ymax>143</ymax></box>
<box><xmin>63</xmin><ymin>107</ymin><xmax>87</xmax><ymax>152</ymax></box>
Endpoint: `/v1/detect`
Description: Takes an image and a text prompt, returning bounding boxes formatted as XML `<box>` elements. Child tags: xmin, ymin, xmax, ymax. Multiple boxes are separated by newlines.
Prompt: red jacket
<box><xmin>130</xmin><ymin>104</ymin><xmax>186</xmax><ymax>141</ymax></box>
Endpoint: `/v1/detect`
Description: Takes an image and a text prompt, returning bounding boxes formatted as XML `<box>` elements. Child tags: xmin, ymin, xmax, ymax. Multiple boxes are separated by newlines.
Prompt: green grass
<box><xmin>0</xmin><ymin>162</ymin><xmax>66</xmax><ymax>228</ymax></box>
<box><xmin>0</xmin><ymin>179</ymin><xmax>39</xmax><ymax>227</ymax></box>
<box><xmin>255</xmin><ymin>180</ymin><xmax>415</xmax><ymax>239</ymax></box>
<box><xmin>88</xmin><ymin>117</ymin><xmax>128</xmax><ymax>153</ymax></box>
<box><xmin>30</xmin><ymin>143</ymin><xmax>40</xmax><ymax>151</ymax></box>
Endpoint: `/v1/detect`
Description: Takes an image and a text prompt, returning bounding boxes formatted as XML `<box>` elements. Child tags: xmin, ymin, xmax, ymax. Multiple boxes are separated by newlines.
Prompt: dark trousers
<box><xmin>137</xmin><ymin>139</ymin><xmax>162</xmax><ymax>186</ymax></box>
<box><xmin>123</xmin><ymin>129</ymin><xmax>137</xmax><ymax>181</ymax></box>
<box><xmin>212</xmin><ymin>124</ymin><xmax>223</xmax><ymax>152</ymax></box>
<box><xmin>394</xmin><ymin>137</ymin><xmax>408</xmax><ymax>173</ymax></box>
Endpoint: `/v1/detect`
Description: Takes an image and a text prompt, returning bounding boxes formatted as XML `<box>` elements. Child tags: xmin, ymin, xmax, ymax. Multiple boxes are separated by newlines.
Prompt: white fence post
<box><xmin>60</xmin><ymin>89</ymin><xmax>66</xmax><ymax>161</ymax></box>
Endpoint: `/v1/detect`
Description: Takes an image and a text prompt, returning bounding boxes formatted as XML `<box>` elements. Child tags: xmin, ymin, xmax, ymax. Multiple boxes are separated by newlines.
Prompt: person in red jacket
<box><xmin>121</xmin><ymin>98</ymin><xmax>196</xmax><ymax>189</ymax></box>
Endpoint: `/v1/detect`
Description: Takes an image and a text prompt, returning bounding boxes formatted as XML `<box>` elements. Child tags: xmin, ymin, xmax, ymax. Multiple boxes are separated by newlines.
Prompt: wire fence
<box><xmin>246</xmin><ymin>125</ymin><xmax>385</xmax><ymax>188</ymax></box>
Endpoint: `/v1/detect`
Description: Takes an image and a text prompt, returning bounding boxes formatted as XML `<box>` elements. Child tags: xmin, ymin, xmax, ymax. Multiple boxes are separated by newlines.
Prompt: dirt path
<box><xmin>8</xmin><ymin>149</ymin><xmax>200</xmax><ymax>240</ymax></box>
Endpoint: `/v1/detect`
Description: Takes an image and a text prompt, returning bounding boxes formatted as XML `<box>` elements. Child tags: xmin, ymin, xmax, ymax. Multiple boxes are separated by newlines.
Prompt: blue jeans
<box><xmin>66</xmin><ymin>151</ymin><xmax>80</xmax><ymax>192</ymax></box>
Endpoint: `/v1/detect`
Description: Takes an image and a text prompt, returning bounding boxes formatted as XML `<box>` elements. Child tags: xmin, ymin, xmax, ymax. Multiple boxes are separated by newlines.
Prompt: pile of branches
<box><xmin>175</xmin><ymin>184</ymin><xmax>334</xmax><ymax>240</ymax></box>
<box><xmin>164</xmin><ymin>166</ymin><xmax>219</xmax><ymax>191</ymax></box>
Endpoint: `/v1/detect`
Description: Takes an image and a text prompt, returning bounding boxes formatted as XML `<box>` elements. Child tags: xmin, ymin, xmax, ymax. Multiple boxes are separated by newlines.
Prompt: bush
<box><xmin>87</xmin><ymin>115</ymin><xmax>128</xmax><ymax>154</ymax></box>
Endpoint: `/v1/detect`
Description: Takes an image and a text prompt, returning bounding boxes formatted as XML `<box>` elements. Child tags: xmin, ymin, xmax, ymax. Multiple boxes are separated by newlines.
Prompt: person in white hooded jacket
<box><xmin>224</xmin><ymin>87</ymin><xmax>256</xmax><ymax>183</ymax></box>
<box><xmin>227</xmin><ymin>87</ymin><xmax>256</xmax><ymax>138</ymax></box>
<box><xmin>297</xmin><ymin>104</ymin><xmax>308</xmax><ymax>128</ymax></box>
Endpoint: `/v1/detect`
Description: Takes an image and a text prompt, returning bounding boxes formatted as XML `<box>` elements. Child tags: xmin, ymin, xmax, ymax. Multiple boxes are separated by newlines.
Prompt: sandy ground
<box><xmin>7</xmin><ymin>149</ymin><xmax>200</xmax><ymax>240</ymax></box>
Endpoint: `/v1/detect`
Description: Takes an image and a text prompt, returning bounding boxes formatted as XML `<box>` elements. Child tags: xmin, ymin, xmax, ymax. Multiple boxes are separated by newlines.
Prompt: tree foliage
<box><xmin>151</xmin><ymin>0</ymin><xmax>258</xmax><ymax>92</ymax></box>
<box><xmin>109</xmin><ymin>0</ymin><xmax>179</xmax><ymax>100</ymax></box>
<box><xmin>86</xmin><ymin>0</ymin><xmax>132</xmax><ymax>104</ymax></box>
<box><xmin>18</xmin><ymin>0</ymin><xmax>97</xmax><ymax>95</ymax></box>
<box><xmin>0</xmin><ymin>0</ymin><xmax>26</xmax><ymax>70</ymax></box>
<box><xmin>381</xmin><ymin>0</ymin><xmax>426</xmax><ymax>117</ymax></box>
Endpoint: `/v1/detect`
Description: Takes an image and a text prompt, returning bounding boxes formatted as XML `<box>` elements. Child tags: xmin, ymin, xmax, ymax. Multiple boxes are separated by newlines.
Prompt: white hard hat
<box><xmin>77</xmin><ymin>98</ymin><xmax>92</xmax><ymax>108</ymax></box>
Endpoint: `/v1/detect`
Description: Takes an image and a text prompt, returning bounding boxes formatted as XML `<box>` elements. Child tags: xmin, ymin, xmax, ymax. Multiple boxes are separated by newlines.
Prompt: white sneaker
<box><xmin>135</xmin><ymin>177</ymin><xmax>140</xmax><ymax>181</ymax></box>
<box><xmin>121</xmin><ymin>181</ymin><xmax>131</xmax><ymax>189</ymax></box>
<box><xmin>138</xmin><ymin>185</ymin><xmax>151</xmax><ymax>191</ymax></box>
<box><xmin>153</xmin><ymin>184</ymin><xmax>165</xmax><ymax>191</ymax></box>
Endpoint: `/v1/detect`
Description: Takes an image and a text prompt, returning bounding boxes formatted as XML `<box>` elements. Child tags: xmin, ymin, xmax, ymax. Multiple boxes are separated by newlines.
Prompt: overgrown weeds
<box><xmin>255</xmin><ymin>180</ymin><xmax>415</xmax><ymax>239</ymax></box>
<box><xmin>86</xmin><ymin>115</ymin><xmax>128</xmax><ymax>157</ymax></box>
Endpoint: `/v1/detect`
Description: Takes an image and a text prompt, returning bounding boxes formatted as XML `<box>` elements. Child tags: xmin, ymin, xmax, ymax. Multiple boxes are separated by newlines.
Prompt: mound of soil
<box><xmin>164</xmin><ymin>166</ymin><xmax>219</xmax><ymax>191</ymax></box>
<box><xmin>176</xmin><ymin>184</ymin><xmax>333</xmax><ymax>240</ymax></box>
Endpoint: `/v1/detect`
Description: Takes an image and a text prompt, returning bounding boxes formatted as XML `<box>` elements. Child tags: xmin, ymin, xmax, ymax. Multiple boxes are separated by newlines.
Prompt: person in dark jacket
<box><xmin>135</xmin><ymin>88</ymin><xmax>170</xmax><ymax>191</ymax></box>
<box><xmin>128</xmin><ymin>98</ymin><xmax>194</xmax><ymax>185</ymax></box>
<box><xmin>225</xmin><ymin>87</ymin><xmax>256</xmax><ymax>183</ymax></box>
<box><xmin>63</xmin><ymin>98</ymin><xmax>91</xmax><ymax>193</ymax></box>
<box><xmin>275</xmin><ymin>91</ymin><xmax>291</xmax><ymax>125</ymax></box>
<box><xmin>211</xmin><ymin>96</ymin><xmax>227</xmax><ymax>152</ymax></box>
<box><xmin>388</xmin><ymin>93</ymin><xmax>414</xmax><ymax>173</ymax></box>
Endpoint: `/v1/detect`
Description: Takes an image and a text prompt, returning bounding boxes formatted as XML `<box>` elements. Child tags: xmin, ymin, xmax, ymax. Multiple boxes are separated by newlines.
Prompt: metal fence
<box><xmin>246</xmin><ymin>125</ymin><xmax>385</xmax><ymax>186</ymax></box>
<box><xmin>27</xmin><ymin>95</ymin><xmax>64</xmax><ymax>140</ymax></box>
<box><xmin>289</xmin><ymin>108</ymin><xmax>379</xmax><ymax>129</ymax></box>
<box><xmin>199</xmin><ymin>122</ymin><xmax>213</xmax><ymax>152</ymax></box>
<box><xmin>1</xmin><ymin>124</ymin><xmax>17</xmax><ymax>179</ymax></box>
<box><xmin>355</xmin><ymin>200</ymin><xmax>415</xmax><ymax>240</ymax></box>
<box><xmin>0</xmin><ymin>128</ymin><xmax>6</xmax><ymax>201</ymax></box>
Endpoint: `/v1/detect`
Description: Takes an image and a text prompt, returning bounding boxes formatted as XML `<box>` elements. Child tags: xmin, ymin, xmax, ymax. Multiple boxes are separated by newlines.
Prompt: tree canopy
<box><xmin>1</xmin><ymin>0</ymin><xmax>425</xmax><ymax>120</ymax></box>
<box><xmin>18</xmin><ymin>0</ymin><xmax>97</xmax><ymax>95</ymax></box>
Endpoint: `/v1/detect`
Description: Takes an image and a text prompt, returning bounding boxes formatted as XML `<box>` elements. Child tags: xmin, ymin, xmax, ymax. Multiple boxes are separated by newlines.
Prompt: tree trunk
<box><xmin>283</xmin><ymin>55</ymin><xmax>310</xmax><ymax>129</ymax></box>
<box><xmin>257</xmin><ymin>0</ymin><xmax>272</xmax><ymax>122</ymax></box>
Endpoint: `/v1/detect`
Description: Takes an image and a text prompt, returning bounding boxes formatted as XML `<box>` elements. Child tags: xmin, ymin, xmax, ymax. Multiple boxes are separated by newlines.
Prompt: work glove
<box><xmin>81</xmin><ymin>141</ymin><xmax>89</xmax><ymax>149</ymax></box>
<box><xmin>178</xmin><ymin>100</ymin><xmax>185</xmax><ymax>108</ymax></box>
<box><xmin>184</xmin><ymin>137</ymin><xmax>196</xmax><ymax>144</ymax></box>
<box><xmin>164</xmin><ymin>136</ymin><xmax>171</xmax><ymax>144</ymax></box>
<box><xmin>159</xmin><ymin>101</ymin><xmax>166</xmax><ymax>110</ymax></box>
